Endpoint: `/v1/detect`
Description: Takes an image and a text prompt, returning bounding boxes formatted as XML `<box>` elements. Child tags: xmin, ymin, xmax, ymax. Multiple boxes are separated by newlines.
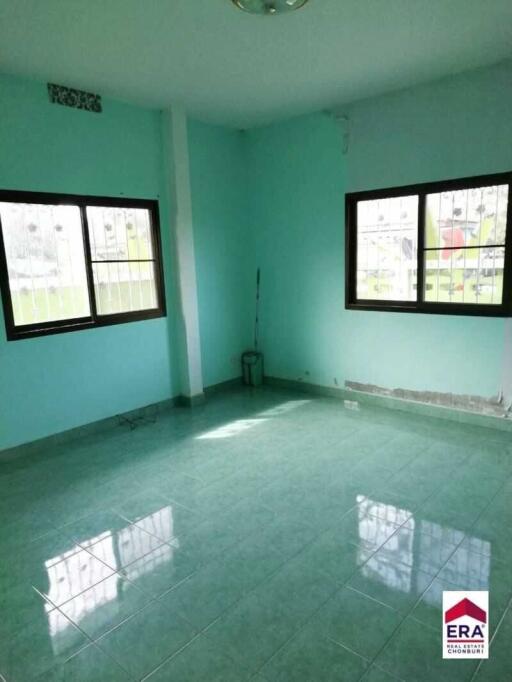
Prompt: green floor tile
<box><xmin>0</xmin><ymin>609</ymin><xmax>88</xmax><ymax>681</ymax></box>
<box><xmin>417</xmin><ymin>545</ymin><xmax>512</xmax><ymax>629</ymax></box>
<box><xmin>203</xmin><ymin>589</ymin><xmax>295</xmax><ymax>673</ymax></box>
<box><xmin>347</xmin><ymin>561</ymin><xmax>434</xmax><ymax>614</ymax></box>
<box><xmin>165</xmin><ymin>476</ymin><xmax>244</xmax><ymax>516</ymax></box>
<box><xmin>410</xmin><ymin>576</ymin><xmax>453</xmax><ymax>631</ymax></box>
<box><xmin>473</xmin><ymin>609</ymin><xmax>512</xmax><ymax>681</ymax></box>
<box><xmin>361</xmin><ymin>665</ymin><xmax>402</xmax><ymax>681</ymax></box>
<box><xmin>418</xmin><ymin>488</ymin><xmax>491</xmax><ymax>533</ymax></box>
<box><xmin>372</xmin><ymin>525</ymin><xmax>459</xmax><ymax>579</ymax></box>
<box><xmin>56</xmin><ymin>510</ymin><xmax>128</xmax><ymax>546</ymax></box>
<box><xmin>2</xmin><ymin>386</ymin><xmax>512</xmax><ymax>681</ymax></box>
<box><xmin>257</xmin><ymin>479</ymin><xmax>331</xmax><ymax>525</ymax></box>
<box><xmin>0</xmin><ymin>512</ymin><xmax>56</xmax><ymax>554</ymax></box>
<box><xmin>296</xmin><ymin>528</ymin><xmax>359</xmax><ymax>585</ymax></box>
<box><xmin>96</xmin><ymin>599</ymin><xmax>197</xmax><ymax>679</ymax></box>
<box><xmin>40</xmin><ymin>643</ymin><xmax>131</xmax><ymax>681</ymax></box>
<box><xmin>256</xmin><ymin>549</ymin><xmax>338</xmax><ymax>625</ymax></box>
<box><xmin>144</xmin><ymin>634</ymin><xmax>251</xmax><ymax>681</ymax></box>
<box><xmin>380</xmin><ymin>471</ymin><xmax>445</xmax><ymax>505</ymax></box>
<box><xmin>161</xmin><ymin>532</ymin><xmax>286</xmax><ymax>629</ymax></box>
<box><xmin>204</xmin><ymin>553</ymin><xmax>337</xmax><ymax>674</ymax></box>
<box><xmin>312</xmin><ymin>586</ymin><xmax>403</xmax><ymax>659</ymax></box>
<box><xmin>0</xmin><ymin>530</ymin><xmax>77</xmax><ymax>591</ymax></box>
<box><xmin>36</xmin><ymin>546</ymin><xmax>116</xmax><ymax>608</ymax></box>
<box><xmin>57</xmin><ymin>572</ymin><xmax>152</xmax><ymax>639</ymax></box>
<box><xmin>84</xmin><ymin>523</ymin><xmax>166</xmax><ymax>571</ymax></box>
<box><xmin>375</xmin><ymin>616</ymin><xmax>478</xmax><ymax>682</ymax></box>
<box><xmin>260</xmin><ymin>624</ymin><xmax>368</xmax><ymax>682</ymax></box>
<box><xmin>119</xmin><ymin>494</ymin><xmax>200</xmax><ymax>543</ymax></box>
<box><xmin>0</xmin><ymin>583</ymin><xmax>53</xmax><ymax>642</ymax></box>
<box><xmin>214</xmin><ymin>498</ymin><xmax>278</xmax><ymax>545</ymax></box>
<box><xmin>254</xmin><ymin>515</ymin><xmax>319</xmax><ymax>560</ymax></box>
<box><xmin>118</xmin><ymin>541</ymin><xmax>198</xmax><ymax>598</ymax></box>
<box><xmin>328</xmin><ymin>506</ymin><xmax>396</xmax><ymax>554</ymax></box>
<box><xmin>355</xmin><ymin>492</ymin><xmax>414</xmax><ymax>525</ymax></box>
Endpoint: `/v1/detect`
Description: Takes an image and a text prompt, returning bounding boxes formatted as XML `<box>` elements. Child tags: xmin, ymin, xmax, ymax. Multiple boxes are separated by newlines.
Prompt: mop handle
<box><xmin>254</xmin><ymin>267</ymin><xmax>260</xmax><ymax>351</ymax></box>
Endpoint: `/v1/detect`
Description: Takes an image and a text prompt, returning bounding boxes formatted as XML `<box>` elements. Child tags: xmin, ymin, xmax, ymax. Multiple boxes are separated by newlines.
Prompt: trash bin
<box><xmin>242</xmin><ymin>351</ymin><xmax>264</xmax><ymax>387</ymax></box>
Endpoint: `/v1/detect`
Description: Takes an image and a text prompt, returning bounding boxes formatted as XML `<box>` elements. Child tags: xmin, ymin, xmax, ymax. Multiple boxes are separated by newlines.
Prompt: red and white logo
<box><xmin>443</xmin><ymin>591</ymin><xmax>489</xmax><ymax>659</ymax></box>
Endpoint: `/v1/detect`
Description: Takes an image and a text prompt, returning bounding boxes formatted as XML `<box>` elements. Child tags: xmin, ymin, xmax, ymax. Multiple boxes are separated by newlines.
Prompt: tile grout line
<box><xmin>190</xmin><ymin>501</ymin><xmax>372</xmax><ymax>672</ymax></box>
<box><xmin>311</xmin><ymin>448</ymin><xmax>478</xmax><ymax>682</ymax></box>
<box><xmin>352</xmin><ymin>469</ymin><xmax>512</xmax><ymax>682</ymax></box>
<box><xmin>144</xmin><ymin>430</ymin><xmax>412</xmax><ymax>658</ymax></box>
<box><xmin>186</xmin><ymin>440</ymin><xmax>470</xmax><ymax>678</ymax></box>
<box><xmin>247</xmin><ymin>481</ymin><xmax>438</xmax><ymax>679</ymax></box>
<box><xmin>3</xmin><ymin>391</ymin><xmax>511</xmax><ymax>681</ymax></box>
<box><xmin>85</xmin><ymin>500</ymin><xmax>334</xmax><ymax>680</ymax></box>
<box><xmin>469</xmin><ymin>596</ymin><xmax>512</xmax><ymax>682</ymax></box>
<box><xmin>138</xmin><ymin>632</ymin><xmax>204</xmax><ymax>682</ymax></box>
<box><xmin>131</xmin><ymin>511</ymin><xmax>311</xmax><ymax>681</ymax></box>
<box><xmin>31</xmin><ymin>584</ymin><xmax>136</xmax><ymax>680</ymax></box>
<box><xmin>20</xmin><ymin>430</ymin><xmax>367</xmax><ymax>680</ymax></box>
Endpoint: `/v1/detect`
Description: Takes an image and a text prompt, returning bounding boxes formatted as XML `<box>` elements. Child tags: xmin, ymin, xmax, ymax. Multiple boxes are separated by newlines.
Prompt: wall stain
<box><xmin>345</xmin><ymin>381</ymin><xmax>509</xmax><ymax>418</ymax></box>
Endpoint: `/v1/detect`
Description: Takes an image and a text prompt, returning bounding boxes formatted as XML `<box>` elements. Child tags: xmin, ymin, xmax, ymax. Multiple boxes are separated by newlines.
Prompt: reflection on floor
<box><xmin>356</xmin><ymin>495</ymin><xmax>490</xmax><ymax>606</ymax></box>
<box><xmin>45</xmin><ymin>507</ymin><xmax>176</xmax><ymax>651</ymax></box>
<box><xmin>0</xmin><ymin>386</ymin><xmax>511</xmax><ymax>681</ymax></box>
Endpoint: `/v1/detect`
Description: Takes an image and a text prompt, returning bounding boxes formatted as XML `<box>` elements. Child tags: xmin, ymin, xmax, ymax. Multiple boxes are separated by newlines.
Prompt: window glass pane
<box><xmin>92</xmin><ymin>261</ymin><xmax>158</xmax><ymax>315</ymax></box>
<box><xmin>0</xmin><ymin>202</ymin><xmax>90</xmax><ymax>326</ymax></box>
<box><xmin>87</xmin><ymin>206</ymin><xmax>154</xmax><ymax>261</ymax></box>
<box><xmin>356</xmin><ymin>195</ymin><xmax>418</xmax><ymax>301</ymax></box>
<box><xmin>424</xmin><ymin>246</ymin><xmax>504</xmax><ymax>305</ymax></box>
<box><xmin>425</xmin><ymin>185</ymin><xmax>508</xmax><ymax>249</ymax></box>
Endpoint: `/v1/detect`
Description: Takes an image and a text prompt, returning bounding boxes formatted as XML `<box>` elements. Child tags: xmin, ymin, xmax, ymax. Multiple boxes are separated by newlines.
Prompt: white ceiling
<box><xmin>0</xmin><ymin>0</ymin><xmax>511</xmax><ymax>128</ymax></box>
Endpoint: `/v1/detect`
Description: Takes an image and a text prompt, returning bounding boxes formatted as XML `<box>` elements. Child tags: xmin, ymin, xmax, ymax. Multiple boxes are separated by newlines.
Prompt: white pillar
<box><xmin>502</xmin><ymin>319</ymin><xmax>512</xmax><ymax>410</ymax></box>
<box><xmin>162</xmin><ymin>104</ymin><xmax>204</xmax><ymax>403</ymax></box>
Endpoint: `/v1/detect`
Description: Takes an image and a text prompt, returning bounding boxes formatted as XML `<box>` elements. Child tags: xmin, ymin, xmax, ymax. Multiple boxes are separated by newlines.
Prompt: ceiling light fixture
<box><xmin>231</xmin><ymin>0</ymin><xmax>309</xmax><ymax>15</ymax></box>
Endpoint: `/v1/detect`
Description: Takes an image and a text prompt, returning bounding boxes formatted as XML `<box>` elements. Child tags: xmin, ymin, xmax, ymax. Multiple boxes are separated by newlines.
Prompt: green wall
<box><xmin>246</xmin><ymin>61</ymin><xmax>512</xmax><ymax>399</ymax></box>
<box><xmin>246</xmin><ymin>114</ymin><xmax>347</xmax><ymax>388</ymax></box>
<box><xmin>0</xmin><ymin>74</ymin><xmax>179</xmax><ymax>449</ymax></box>
<box><xmin>0</xmin><ymin>74</ymin><xmax>258</xmax><ymax>450</ymax></box>
<box><xmin>188</xmin><ymin>120</ymin><xmax>252</xmax><ymax>387</ymax></box>
<box><xmin>2</xmin><ymin>60</ymin><xmax>512</xmax><ymax>449</ymax></box>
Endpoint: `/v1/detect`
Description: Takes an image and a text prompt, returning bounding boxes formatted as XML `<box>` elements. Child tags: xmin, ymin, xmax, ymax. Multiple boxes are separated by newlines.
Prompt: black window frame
<box><xmin>0</xmin><ymin>189</ymin><xmax>167</xmax><ymax>341</ymax></box>
<box><xmin>345</xmin><ymin>171</ymin><xmax>512</xmax><ymax>317</ymax></box>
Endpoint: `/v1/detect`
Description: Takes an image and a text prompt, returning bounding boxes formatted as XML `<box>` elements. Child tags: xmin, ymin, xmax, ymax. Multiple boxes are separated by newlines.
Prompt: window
<box><xmin>0</xmin><ymin>191</ymin><xmax>166</xmax><ymax>340</ymax></box>
<box><xmin>346</xmin><ymin>172</ymin><xmax>512</xmax><ymax>316</ymax></box>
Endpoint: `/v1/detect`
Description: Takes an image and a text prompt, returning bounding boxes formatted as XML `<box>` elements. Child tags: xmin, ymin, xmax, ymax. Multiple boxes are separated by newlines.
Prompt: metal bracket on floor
<box><xmin>118</xmin><ymin>406</ymin><xmax>158</xmax><ymax>430</ymax></box>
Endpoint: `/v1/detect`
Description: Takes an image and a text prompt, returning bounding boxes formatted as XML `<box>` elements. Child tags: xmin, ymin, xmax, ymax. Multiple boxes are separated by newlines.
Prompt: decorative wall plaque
<box><xmin>47</xmin><ymin>83</ymin><xmax>102</xmax><ymax>113</ymax></box>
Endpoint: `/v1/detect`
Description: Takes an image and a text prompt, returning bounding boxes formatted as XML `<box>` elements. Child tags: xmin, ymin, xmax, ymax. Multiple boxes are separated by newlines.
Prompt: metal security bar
<box><xmin>0</xmin><ymin>190</ymin><xmax>166</xmax><ymax>340</ymax></box>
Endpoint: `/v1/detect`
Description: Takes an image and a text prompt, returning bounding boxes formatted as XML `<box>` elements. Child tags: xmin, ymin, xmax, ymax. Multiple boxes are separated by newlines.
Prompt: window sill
<box><xmin>6</xmin><ymin>309</ymin><xmax>166</xmax><ymax>341</ymax></box>
<box><xmin>345</xmin><ymin>301</ymin><xmax>511</xmax><ymax>317</ymax></box>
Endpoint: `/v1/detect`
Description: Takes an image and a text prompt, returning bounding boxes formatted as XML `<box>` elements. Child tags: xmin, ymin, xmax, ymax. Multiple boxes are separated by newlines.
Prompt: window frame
<box><xmin>0</xmin><ymin>189</ymin><xmax>167</xmax><ymax>341</ymax></box>
<box><xmin>345</xmin><ymin>171</ymin><xmax>512</xmax><ymax>317</ymax></box>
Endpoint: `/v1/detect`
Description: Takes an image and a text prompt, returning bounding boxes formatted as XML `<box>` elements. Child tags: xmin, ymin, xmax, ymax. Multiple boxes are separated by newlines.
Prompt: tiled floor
<box><xmin>1</xmin><ymin>386</ymin><xmax>511</xmax><ymax>681</ymax></box>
